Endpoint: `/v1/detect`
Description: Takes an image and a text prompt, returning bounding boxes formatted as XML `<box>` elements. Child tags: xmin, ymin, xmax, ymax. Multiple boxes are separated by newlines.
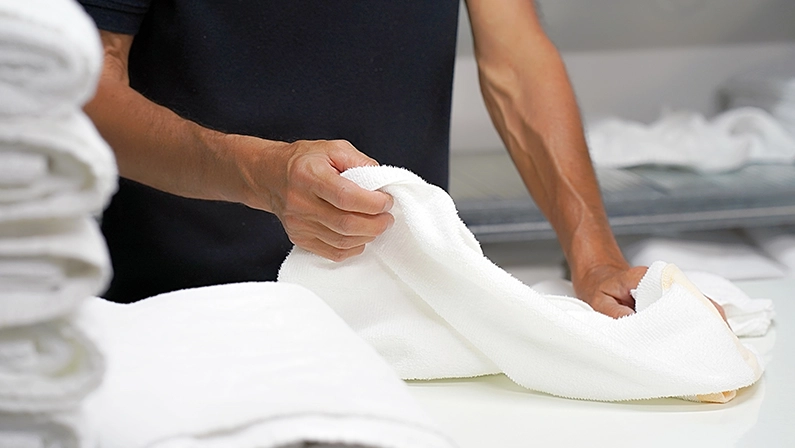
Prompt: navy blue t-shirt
<box><xmin>79</xmin><ymin>0</ymin><xmax>460</xmax><ymax>302</ymax></box>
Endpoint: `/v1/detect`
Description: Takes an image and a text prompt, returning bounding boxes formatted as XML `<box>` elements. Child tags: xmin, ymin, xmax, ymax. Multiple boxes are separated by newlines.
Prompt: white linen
<box><xmin>78</xmin><ymin>282</ymin><xmax>455</xmax><ymax>448</ymax></box>
<box><xmin>586</xmin><ymin>107</ymin><xmax>795</xmax><ymax>172</ymax></box>
<box><xmin>0</xmin><ymin>409</ymin><xmax>95</xmax><ymax>448</ymax></box>
<box><xmin>0</xmin><ymin>0</ymin><xmax>102</xmax><ymax>116</ymax></box>
<box><xmin>622</xmin><ymin>230</ymin><xmax>787</xmax><ymax>281</ymax></box>
<box><xmin>0</xmin><ymin>318</ymin><xmax>104</xmax><ymax>413</ymax></box>
<box><xmin>0</xmin><ymin>217</ymin><xmax>111</xmax><ymax>328</ymax></box>
<box><xmin>745</xmin><ymin>225</ymin><xmax>795</xmax><ymax>276</ymax></box>
<box><xmin>0</xmin><ymin>112</ymin><xmax>117</xmax><ymax>221</ymax></box>
<box><xmin>280</xmin><ymin>166</ymin><xmax>765</xmax><ymax>402</ymax></box>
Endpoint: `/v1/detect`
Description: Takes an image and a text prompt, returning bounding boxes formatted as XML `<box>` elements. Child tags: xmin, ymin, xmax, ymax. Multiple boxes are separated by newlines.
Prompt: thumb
<box><xmin>327</xmin><ymin>140</ymin><xmax>379</xmax><ymax>172</ymax></box>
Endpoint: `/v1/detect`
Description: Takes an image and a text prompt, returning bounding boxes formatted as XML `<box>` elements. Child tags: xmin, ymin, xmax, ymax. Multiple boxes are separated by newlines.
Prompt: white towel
<box><xmin>622</xmin><ymin>230</ymin><xmax>787</xmax><ymax>281</ymax></box>
<box><xmin>532</xmin><ymin>272</ymin><xmax>775</xmax><ymax>338</ymax></box>
<box><xmin>0</xmin><ymin>217</ymin><xmax>111</xmax><ymax>328</ymax></box>
<box><xmin>0</xmin><ymin>112</ymin><xmax>117</xmax><ymax>222</ymax></box>
<box><xmin>0</xmin><ymin>0</ymin><xmax>102</xmax><ymax>117</ymax></box>
<box><xmin>0</xmin><ymin>317</ymin><xmax>104</xmax><ymax>413</ymax></box>
<box><xmin>78</xmin><ymin>282</ymin><xmax>455</xmax><ymax>448</ymax></box>
<box><xmin>0</xmin><ymin>409</ymin><xmax>95</xmax><ymax>448</ymax></box>
<box><xmin>279</xmin><ymin>166</ymin><xmax>765</xmax><ymax>402</ymax></box>
<box><xmin>586</xmin><ymin>107</ymin><xmax>795</xmax><ymax>172</ymax></box>
<box><xmin>745</xmin><ymin>225</ymin><xmax>795</xmax><ymax>276</ymax></box>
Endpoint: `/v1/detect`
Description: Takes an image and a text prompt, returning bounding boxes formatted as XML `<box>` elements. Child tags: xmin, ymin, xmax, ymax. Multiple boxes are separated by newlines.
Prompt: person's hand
<box><xmin>235</xmin><ymin>137</ymin><xmax>394</xmax><ymax>261</ymax></box>
<box><xmin>573</xmin><ymin>263</ymin><xmax>729</xmax><ymax>322</ymax></box>
<box><xmin>572</xmin><ymin>263</ymin><xmax>647</xmax><ymax>318</ymax></box>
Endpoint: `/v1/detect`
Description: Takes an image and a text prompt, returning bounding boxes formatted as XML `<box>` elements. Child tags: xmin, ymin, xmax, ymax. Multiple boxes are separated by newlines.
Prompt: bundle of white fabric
<box><xmin>0</xmin><ymin>113</ymin><xmax>118</xmax><ymax>222</ymax></box>
<box><xmin>280</xmin><ymin>166</ymin><xmax>771</xmax><ymax>403</ymax></box>
<box><xmin>0</xmin><ymin>1</ymin><xmax>112</xmax><ymax>446</ymax></box>
<box><xmin>0</xmin><ymin>0</ymin><xmax>103</xmax><ymax>117</ymax></box>
<box><xmin>586</xmin><ymin>107</ymin><xmax>795</xmax><ymax>172</ymax></box>
<box><xmin>720</xmin><ymin>59</ymin><xmax>795</xmax><ymax>138</ymax></box>
<box><xmin>78</xmin><ymin>282</ymin><xmax>455</xmax><ymax>448</ymax></box>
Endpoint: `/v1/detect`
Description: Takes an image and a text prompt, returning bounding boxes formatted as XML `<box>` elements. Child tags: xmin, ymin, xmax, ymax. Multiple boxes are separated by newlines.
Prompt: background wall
<box><xmin>450</xmin><ymin>0</ymin><xmax>795</xmax><ymax>152</ymax></box>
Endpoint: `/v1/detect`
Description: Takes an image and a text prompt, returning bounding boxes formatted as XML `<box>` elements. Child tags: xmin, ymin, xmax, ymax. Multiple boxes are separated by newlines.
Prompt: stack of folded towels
<box><xmin>0</xmin><ymin>0</ymin><xmax>117</xmax><ymax>446</ymax></box>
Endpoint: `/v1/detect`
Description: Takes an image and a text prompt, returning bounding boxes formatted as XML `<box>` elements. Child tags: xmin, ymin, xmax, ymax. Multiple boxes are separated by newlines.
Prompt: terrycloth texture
<box><xmin>77</xmin><ymin>282</ymin><xmax>455</xmax><ymax>448</ymax></box>
<box><xmin>0</xmin><ymin>317</ymin><xmax>104</xmax><ymax>413</ymax></box>
<box><xmin>622</xmin><ymin>230</ymin><xmax>787</xmax><ymax>281</ymax></box>
<box><xmin>586</xmin><ymin>108</ymin><xmax>795</xmax><ymax>172</ymax></box>
<box><xmin>0</xmin><ymin>409</ymin><xmax>95</xmax><ymax>448</ymax></box>
<box><xmin>745</xmin><ymin>225</ymin><xmax>795</xmax><ymax>276</ymax></box>
<box><xmin>0</xmin><ymin>112</ymin><xmax>117</xmax><ymax>221</ymax></box>
<box><xmin>0</xmin><ymin>217</ymin><xmax>111</xmax><ymax>328</ymax></box>
<box><xmin>0</xmin><ymin>0</ymin><xmax>102</xmax><ymax>117</ymax></box>
<box><xmin>533</xmin><ymin>271</ymin><xmax>775</xmax><ymax>338</ymax></box>
<box><xmin>279</xmin><ymin>166</ymin><xmax>764</xmax><ymax>402</ymax></box>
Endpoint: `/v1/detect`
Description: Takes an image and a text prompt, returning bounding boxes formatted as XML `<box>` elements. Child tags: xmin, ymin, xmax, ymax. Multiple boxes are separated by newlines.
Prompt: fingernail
<box><xmin>382</xmin><ymin>194</ymin><xmax>394</xmax><ymax>212</ymax></box>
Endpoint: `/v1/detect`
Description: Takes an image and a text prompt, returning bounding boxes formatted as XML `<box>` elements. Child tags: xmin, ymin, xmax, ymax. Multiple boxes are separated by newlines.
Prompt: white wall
<box><xmin>450</xmin><ymin>0</ymin><xmax>795</xmax><ymax>152</ymax></box>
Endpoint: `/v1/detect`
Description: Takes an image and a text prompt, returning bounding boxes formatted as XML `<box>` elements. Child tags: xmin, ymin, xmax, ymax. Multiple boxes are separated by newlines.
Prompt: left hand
<box><xmin>572</xmin><ymin>264</ymin><xmax>648</xmax><ymax>318</ymax></box>
<box><xmin>573</xmin><ymin>264</ymin><xmax>729</xmax><ymax>322</ymax></box>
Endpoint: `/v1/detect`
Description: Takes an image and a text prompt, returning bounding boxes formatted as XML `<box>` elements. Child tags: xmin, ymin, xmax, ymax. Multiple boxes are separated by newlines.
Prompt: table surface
<box><xmin>407</xmin><ymin>278</ymin><xmax>795</xmax><ymax>448</ymax></box>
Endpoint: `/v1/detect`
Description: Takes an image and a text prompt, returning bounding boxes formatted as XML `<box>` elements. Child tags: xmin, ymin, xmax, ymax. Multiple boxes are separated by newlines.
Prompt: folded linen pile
<box><xmin>77</xmin><ymin>282</ymin><xmax>455</xmax><ymax>448</ymax></box>
<box><xmin>0</xmin><ymin>0</ymin><xmax>113</xmax><ymax>446</ymax></box>
<box><xmin>280</xmin><ymin>166</ymin><xmax>772</xmax><ymax>403</ymax></box>
<box><xmin>586</xmin><ymin>107</ymin><xmax>795</xmax><ymax>172</ymax></box>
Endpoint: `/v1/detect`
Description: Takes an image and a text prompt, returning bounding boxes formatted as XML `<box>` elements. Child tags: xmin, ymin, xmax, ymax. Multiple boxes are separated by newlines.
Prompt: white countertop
<box><xmin>407</xmin><ymin>278</ymin><xmax>794</xmax><ymax>448</ymax></box>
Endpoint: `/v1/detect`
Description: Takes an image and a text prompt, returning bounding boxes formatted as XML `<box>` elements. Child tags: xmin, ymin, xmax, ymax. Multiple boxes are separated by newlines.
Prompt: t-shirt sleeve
<box><xmin>78</xmin><ymin>0</ymin><xmax>153</xmax><ymax>35</ymax></box>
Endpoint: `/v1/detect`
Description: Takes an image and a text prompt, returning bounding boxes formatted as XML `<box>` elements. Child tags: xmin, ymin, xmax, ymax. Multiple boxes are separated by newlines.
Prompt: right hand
<box><xmin>235</xmin><ymin>137</ymin><xmax>394</xmax><ymax>261</ymax></box>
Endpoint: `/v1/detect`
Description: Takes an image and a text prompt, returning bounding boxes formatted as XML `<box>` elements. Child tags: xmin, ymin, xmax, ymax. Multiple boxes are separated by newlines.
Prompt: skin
<box><xmin>85</xmin><ymin>3</ymin><xmax>724</xmax><ymax>320</ymax></box>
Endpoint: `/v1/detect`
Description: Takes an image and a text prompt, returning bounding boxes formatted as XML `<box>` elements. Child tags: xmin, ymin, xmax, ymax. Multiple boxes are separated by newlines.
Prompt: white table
<box><xmin>407</xmin><ymin>278</ymin><xmax>794</xmax><ymax>448</ymax></box>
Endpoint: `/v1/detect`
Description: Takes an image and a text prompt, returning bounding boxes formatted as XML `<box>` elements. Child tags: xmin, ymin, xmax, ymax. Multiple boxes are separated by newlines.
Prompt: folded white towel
<box><xmin>586</xmin><ymin>107</ymin><xmax>795</xmax><ymax>172</ymax></box>
<box><xmin>0</xmin><ymin>409</ymin><xmax>95</xmax><ymax>448</ymax></box>
<box><xmin>0</xmin><ymin>218</ymin><xmax>111</xmax><ymax>328</ymax></box>
<box><xmin>0</xmin><ymin>318</ymin><xmax>104</xmax><ymax>413</ymax></box>
<box><xmin>622</xmin><ymin>230</ymin><xmax>786</xmax><ymax>281</ymax></box>
<box><xmin>0</xmin><ymin>0</ymin><xmax>102</xmax><ymax>117</ymax></box>
<box><xmin>279</xmin><ymin>166</ymin><xmax>765</xmax><ymax>402</ymax></box>
<box><xmin>0</xmin><ymin>112</ymin><xmax>117</xmax><ymax>222</ymax></box>
<box><xmin>745</xmin><ymin>225</ymin><xmax>795</xmax><ymax>276</ymax></box>
<box><xmin>77</xmin><ymin>282</ymin><xmax>454</xmax><ymax>448</ymax></box>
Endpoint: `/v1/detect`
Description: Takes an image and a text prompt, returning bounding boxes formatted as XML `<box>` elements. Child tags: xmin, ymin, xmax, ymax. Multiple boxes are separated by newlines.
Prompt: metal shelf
<box><xmin>450</xmin><ymin>152</ymin><xmax>795</xmax><ymax>242</ymax></box>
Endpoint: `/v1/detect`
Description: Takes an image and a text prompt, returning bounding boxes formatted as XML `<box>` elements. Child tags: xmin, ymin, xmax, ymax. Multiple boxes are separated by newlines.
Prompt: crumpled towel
<box><xmin>0</xmin><ymin>0</ymin><xmax>102</xmax><ymax>117</ymax></box>
<box><xmin>0</xmin><ymin>317</ymin><xmax>104</xmax><ymax>413</ymax></box>
<box><xmin>279</xmin><ymin>166</ymin><xmax>766</xmax><ymax>403</ymax></box>
<box><xmin>586</xmin><ymin>107</ymin><xmax>795</xmax><ymax>172</ymax></box>
<box><xmin>0</xmin><ymin>112</ymin><xmax>117</xmax><ymax>222</ymax></box>
<box><xmin>0</xmin><ymin>409</ymin><xmax>95</xmax><ymax>448</ymax></box>
<box><xmin>0</xmin><ymin>217</ymin><xmax>111</xmax><ymax>328</ymax></box>
<box><xmin>78</xmin><ymin>282</ymin><xmax>455</xmax><ymax>448</ymax></box>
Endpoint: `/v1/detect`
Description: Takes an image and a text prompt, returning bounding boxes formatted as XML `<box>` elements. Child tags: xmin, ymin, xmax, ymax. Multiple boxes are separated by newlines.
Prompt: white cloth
<box><xmin>78</xmin><ymin>282</ymin><xmax>455</xmax><ymax>448</ymax></box>
<box><xmin>279</xmin><ymin>166</ymin><xmax>765</xmax><ymax>402</ymax></box>
<box><xmin>0</xmin><ymin>0</ymin><xmax>102</xmax><ymax>117</ymax></box>
<box><xmin>533</xmin><ymin>271</ymin><xmax>775</xmax><ymax>338</ymax></box>
<box><xmin>622</xmin><ymin>230</ymin><xmax>787</xmax><ymax>281</ymax></box>
<box><xmin>586</xmin><ymin>107</ymin><xmax>795</xmax><ymax>172</ymax></box>
<box><xmin>0</xmin><ymin>317</ymin><xmax>104</xmax><ymax>413</ymax></box>
<box><xmin>0</xmin><ymin>112</ymin><xmax>117</xmax><ymax>222</ymax></box>
<box><xmin>0</xmin><ymin>409</ymin><xmax>95</xmax><ymax>448</ymax></box>
<box><xmin>0</xmin><ymin>218</ymin><xmax>111</xmax><ymax>328</ymax></box>
<box><xmin>745</xmin><ymin>225</ymin><xmax>795</xmax><ymax>276</ymax></box>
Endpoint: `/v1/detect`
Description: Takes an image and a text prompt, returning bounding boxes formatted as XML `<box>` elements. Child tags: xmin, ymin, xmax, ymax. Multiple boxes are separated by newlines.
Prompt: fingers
<box><xmin>705</xmin><ymin>296</ymin><xmax>728</xmax><ymax>322</ymax></box>
<box><xmin>276</xmin><ymin>139</ymin><xmax>395</xmax><ymax>262</ymax></box>
<box><xmin>591</xmin><ymin>297</ymin><xmax>635</xmax><ymax>319</ymax></box>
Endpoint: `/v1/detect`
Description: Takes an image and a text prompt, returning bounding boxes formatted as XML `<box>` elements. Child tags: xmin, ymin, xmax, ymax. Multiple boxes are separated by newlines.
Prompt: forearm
<box><xmin>83</xmin><ymin>31</ymin><xmax>283</xmax><ymax>209</ymax></box>
<box><xmin>469</xmin><ymin>4</ymin><xmax>626</xmax><ymax>278</ymax></box>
